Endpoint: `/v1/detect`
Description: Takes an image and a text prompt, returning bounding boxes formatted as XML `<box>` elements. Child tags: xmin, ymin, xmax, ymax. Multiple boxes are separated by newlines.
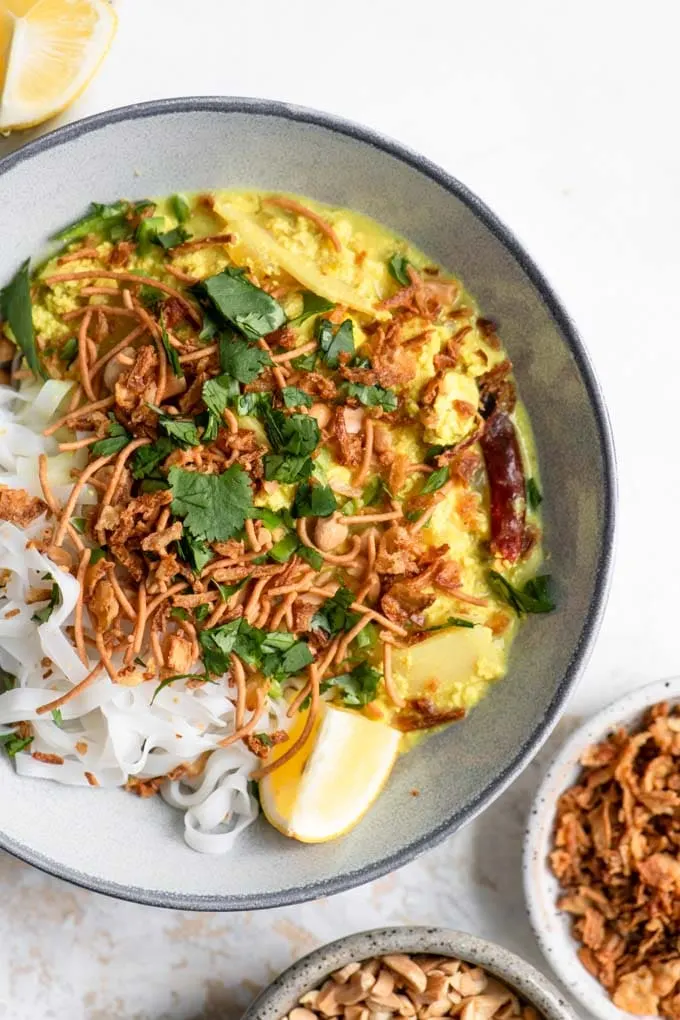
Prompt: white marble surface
<box><xmin>0</xmin><ymin>0</ymin><xmax>679</xmax><ymax>1017</ymax></box>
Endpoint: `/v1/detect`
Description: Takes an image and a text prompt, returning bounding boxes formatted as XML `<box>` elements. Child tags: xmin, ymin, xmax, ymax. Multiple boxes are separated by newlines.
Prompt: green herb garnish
<box><xmin>346</xmin><ymin>382</ymin><xmax>398</xmax><ymax>412</ymax></box>
<box><xmin>169</xmin><ymin>464</ymin><xmax>254</xmax><ymax>543</ymax></box>
<box><xmin>91</xmin><ymin>415</ymin><xmax>131</xmax><ymax>458</ymax></box>
<box><xmin>527</xmin><ymin>477</ymin><xmax>543</xmax><ymax>510</ymax></box>
<box><xmin>58</xmin><ymin>336</ymin><xmax>78</xmax><ymax>365</ymax></box>
<box><xmin>0</xmin><ymin>732</ymin><xmax>34</xmax><ymax>757</ymax></box>
<box><xmin>387</xmin><ymin>254</ymin><xmax>412</xmax><ymax>286</ymax></box>
<box><xmin>291</xmin><ymin>291</ymin><xmax>335</xmax><ymax>325</ymax></box>
<box><xmin>151</xmin><ymin>672</ymin><xmax>212</xmax><ymax>704</ymax></box>
<box><xmin>421</xmin><ymin>465</ymin><xmax>450</xmax><ymax>495</ymax></box>
<box><xmin>197</xmin><ymin>267</ymin><xmax>286</xmax><ymax>341</ymax></box>
<box><xmin>292</xmin><ymin>481</ymin><xmax>337</xmax><ymax>519</ymax></box>
<box><xmin>147</xmin><ymin>404</ymin><xmax>200</xmax><ymax>448</ymax></box>
<box><xmin>323</xmin><ymin>662</ymin><xmax>381</xmax><ymax>707</ymax></box>
<box><xmin>1</xmin><ymin>259</ymin><xmax>43</xmax><ymax>378</ymax></box>
<box><xmin>488</xmin><ymin>571</ymin><xmax>555</xmax><ymax>616</ymax></box>
<box><xmin>131</xmin><ymin>436</ymin><xmax>173</xmax><ymax>480</ymax></box>
<box><xmin>311</xmin><ymin>586</ymin><xmax>359</xmax><ymax>636</ymax></box>
<box><xmin>316</xmin><ymin>318</ymin><xmax>354</xmax><ymax>368</ymax></box>
<box><xmin>31</xmin><ymin>580</ymin><xmax>61</xmax><ymax>624</ymax></box>
<box><xmin>161</xmin><ymin>326</ymin><xmax>184</xmax><ymax>378</ymax></box>
<box><xmin>169</xmin><ymin>194</ymin><xmax>190</xmax><ymax>223</ymax></box>
<box><xmin>281</xmin><ymin>386</ymin><xmax>313</xmax><ymax>409</ymax></box>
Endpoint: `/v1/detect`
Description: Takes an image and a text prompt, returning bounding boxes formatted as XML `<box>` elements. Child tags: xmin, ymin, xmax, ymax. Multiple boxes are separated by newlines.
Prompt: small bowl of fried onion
<box><xmin>524</xmin><ymin>676</ymin><xmax>680</xmax><ymax>1020</ymax></box>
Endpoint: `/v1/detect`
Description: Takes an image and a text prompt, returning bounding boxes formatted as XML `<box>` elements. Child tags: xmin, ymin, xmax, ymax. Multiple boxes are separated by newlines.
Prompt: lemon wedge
<box><xmin>0</xmin><ymin>0</ymin><xmax>117</xmax><ymax>133</ymax></box>
<box><xmin>260</xmin><ymin>703</ymin><xmax>401</xmax><ymax>843</ymax></box>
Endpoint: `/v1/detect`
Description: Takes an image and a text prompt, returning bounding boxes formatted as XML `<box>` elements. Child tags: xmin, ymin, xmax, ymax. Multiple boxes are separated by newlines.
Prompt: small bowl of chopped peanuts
<box><xmin>524</xmin><ymin>676</ymin><xmax>680</xmax><ymax>1020</ymax></box>
<box><xmin>242</xmin><ymin>926</ymin><xmax>577</xmax><ymax>1020</ymax></box>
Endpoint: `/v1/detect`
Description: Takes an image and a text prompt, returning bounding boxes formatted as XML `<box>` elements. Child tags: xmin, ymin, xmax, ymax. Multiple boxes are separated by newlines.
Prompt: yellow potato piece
<box><xmin>214</xmin><ymin>200</ymin><xmax>385</xmax><ymax>319</ymax></box>
<box><xmin>393</xmin><ymin>625</ymin><xmax>500</xmax><ymax>704</ymax></box>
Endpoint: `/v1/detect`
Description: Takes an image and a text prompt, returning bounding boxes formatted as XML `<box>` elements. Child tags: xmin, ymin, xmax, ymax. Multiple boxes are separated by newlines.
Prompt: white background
<box><xmin>0</xmin><ymin>0</ymin><xmax>679</xmax><ymax>1017</ymax></box>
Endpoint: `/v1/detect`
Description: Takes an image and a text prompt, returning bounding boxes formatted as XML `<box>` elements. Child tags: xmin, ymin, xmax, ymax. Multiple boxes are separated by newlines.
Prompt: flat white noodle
<box><xmin>0</xmin><ymin>384</ymin><xmax>288</xmax><ymax>852</ymax></box>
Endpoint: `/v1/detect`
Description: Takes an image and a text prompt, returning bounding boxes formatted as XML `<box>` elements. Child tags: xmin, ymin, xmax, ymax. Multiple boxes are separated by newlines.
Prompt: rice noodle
<box><xmin>0</xmin><ymin>384</ymin><xmax>283</xmax><ymax>853</ymax></box>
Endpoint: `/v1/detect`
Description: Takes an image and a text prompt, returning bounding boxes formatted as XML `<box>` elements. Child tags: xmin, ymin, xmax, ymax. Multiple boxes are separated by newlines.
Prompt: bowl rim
<box><xmin>522</xmin><ymin>676</ymin><xmax>680</xmax><ymax>1020</ymax></box>
<box><xmin>242</xmin><ymin>925</ymin><xmax>579</xmax><ymax>1020</ymax></box>
<box><xmin>0</xmin><ymin>96</ymin><xmax>617</xmax><ymax>911</ymax></box>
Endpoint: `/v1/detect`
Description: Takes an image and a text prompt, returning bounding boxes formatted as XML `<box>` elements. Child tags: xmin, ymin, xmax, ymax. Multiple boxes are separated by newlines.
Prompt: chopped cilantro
<box><xmin>0</xmin><ymin>669</ymin><xmax>16</xmax><ymax>693</ymax></box>
<box><xmin>134</xmin><ymin>657</ymin><xmax>147</xmax><ymax>668</ymax></box>
<box><xmin>387</xmin><ymin>253</ymin><xmax>412</xmax><ymax>286</ymax></box>
<box><xmin>323</xmin><ymin>662</ymin><xmax>380</xmax><ymax>707</ymax></box>
<box><xmin>70</xmin><ymin>517</ymin><xmax>86</xmax><ymax>534</ymax></box>
<box><xmin>169</xmin><ymin>464</ymin><xmax>254</xmax><ymax>542</ymax></box>
<box><xmin>298</xmin><ymin>545</ymin><xmax>323</xmax><ymax>570</ymax></box>
<box><xmin>291</xmin><ymin>291</ymin><xmax>335</xmax><ymax>325</ymax></box>
<box><xmin>31</xmin><ymin>580</ymin><xmax>61</xmax><ymax>624</ymax></box>
<box><xmin>292</xmin><ymin>481</ymin><xmax>337</xmax><ymax>519</ymax></box>
<box><xmin>353</xmin><ymin>621</ymin><xmax>378</xmax><ymax>650</ymax></box>
<box><xmin>91</xmin><ymin>415</ymin><xmax>131</xmax><ymax>457</ymax></box>
<box><xmin>52</xmin><ymin>199</ymin><xmax>152</xmax><ymax>245</ymax></box>
<box><xmin>527</xmin><ymin>477</ymin><xmax>543</xmax><ymax>510</ymax></box>
<box><xmin>58</xmin><ymin>336</ymin><xmax>78</xmax><ymax>365</ymax></box>
<box><xmin>252</xmin><ymin>507</ymin><xmax>292</xmax><ymax>531</ymax></box>
<box><xmin>135</xmin><ymin>215</ymin><xmax>165</xmax><ymax>255</ymax></box>
<box><xmin>215</xmin><ymin>577</ymin><xmax>249</xmax><ymax>601</ymax></box>
<box><xmin>263</xmin><ymin>454</ymin><xmax>313</xmax><ymax>484</ymax></box>
<box><xmin>424</xmin><ymin>444</ymin><xmax>451</xmax><ymax>464</ymax></box>
<box><xmin>131</xmin><ymin>436</ymin><xmax>173</xmax><ymax>480</ymax></box>
<box><xmin>362</xmin><ymin>476</ymin><xmax>388</xmax><ymax>506</ymax></box>
<box><xmin>346</xmin><ymin>382</ymin><xmax>398</xmax><ymax>413</ymax></box>
<box><xmin>218</xmin><ymin>335</ymin><xmax>271</xmax><ymax>383</ymax></box>
<box><xmin>161</xmin><ymin>326</ymin><xmax>184</xmax><ymax>378</ymax></box>
<box><xmin>260</xmin><ymin>403</ymin><xmax>320</xmax><ymax>457</ymax></box>
<box><xmin>1</xmin><ymin>259</ymin><xmax>43</xmax><ymax>378</ymax></box>
<box><xmin>316</xmin><ymin>317</ymin><xmax>354</xmax><ymax>368</ymax></box>
<box><xmin>194</xmin><ymin>604</ymin><xmax>212</xmax><ymax>622</ymax></box>
<box><xmin>198</xmin><ymin>618</ymin><xmax>312</xmax><ymax>679</ymax></box>
<box><xmin>155</xmin><ymin>226</ymin><xmax>191</xmax><ymax>250</ymax></box>
<box><xmin>292</xmin><ymin>350</ymin><xmax>317</xmax><ymax>372</ymax></box>
<box><xmin>312</xmin><ymin>586</ymin><xmax>359</xmax><ymax>636</ymax></box>
<box><xmin>488</xmin><ymin>571</ymin><xmax>555</xmax><ymax>616</ymax></box>
<box><xmin>89</xmin><ymin>547</ymin><xmax>106</xmax><ymax>565</ymax></box>
<box><xmin>147</xmin><ymin>404</ymin><xmax>200</xmax><ymax>448</ymax></box>
<box><xmin>170</xmin><ymin>607</ymin><xmax>189</xmax><ymax>621</ymax></box>
<box><xmin>254</xmin><ymin>731</ymin><xmax>273</xmax><ymax>748</ymax></box>
<box><xmin>151</xmin><ymin>672</ymin><xmax>212</xmax><ymax>704</ymax></box>
<box><xmin>281</xmin><ymin>386</ymin><xmax>313</xmax><ymax>409</ymax></box>
<box><xmin>0</xmin><ymin>732</ymin><xmax>34</xmax><ymax>757</ymax></box>
<box><xmin>197</xmin><ymin>267</ymin><xmax>286</xmax><ymax>341</ymax></box>
<box><xmin>178</xmin><ymin>534</ymin><xmax>214</xmax><ymax>573</ymax></box>
<box><xmin>421</xmin><ymin>465</ymin><xmax>450</xmax><ymax>494</ymax></box>
<box><xmin>427</xmin><ymin>617</ymin><xmax>475</xmax><ymax>631</ymax></box>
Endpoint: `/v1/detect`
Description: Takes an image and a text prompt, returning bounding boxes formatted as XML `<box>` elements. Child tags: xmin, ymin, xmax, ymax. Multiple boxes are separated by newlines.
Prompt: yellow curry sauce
<box><xmin>6</xmin><ymin>189</ymin><xmax>551</xmax><ymax>768</ymax></box>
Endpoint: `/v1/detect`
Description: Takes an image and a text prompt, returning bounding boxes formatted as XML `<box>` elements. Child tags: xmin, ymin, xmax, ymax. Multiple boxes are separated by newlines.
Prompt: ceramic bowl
<box><xmin>0</xmin><ymin>97</ymin><xmax>615</xmax><ymax>909</ymax></box>
<box><xmin>243</xmin><ymin>926</ymin><xmax>578</xmax><ymax>1020</ymax></box>
<box><xmin>523</xmin><ymin>676</ymin><xmax>680</xmax><ymax>1020</ymax></box>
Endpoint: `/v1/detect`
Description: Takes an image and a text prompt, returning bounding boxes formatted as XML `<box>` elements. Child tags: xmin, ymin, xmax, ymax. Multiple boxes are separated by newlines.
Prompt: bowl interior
<box><xmin>524</xmin><ymin>677</ymin><xmax>680</xmax><ymax>1020</ymax></box>
<box><xmin>0</xmin><ymin>99</ymin><xmax>614</xmax><ymax>908</ymax></box>
<box><xmin>243</xmin><ymin>927</ymin><xmax>578</xmax><ymax>1020</ymax></box>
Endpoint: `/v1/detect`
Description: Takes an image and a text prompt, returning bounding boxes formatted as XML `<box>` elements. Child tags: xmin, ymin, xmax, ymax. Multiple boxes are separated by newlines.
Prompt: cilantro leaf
<box><xmin>353</xmin><ymin>622</ymin><xmax>378</xmax><ymax>649</ymax></box>
<box><xmin>421</xmin><ymin>465</ymin><xmax>450</xmax><ymax>495</ymax></box>
<box><xmin>178</xmin><ymin>534</ymin><xmax>214</xmax><ymax>573</ymax></box>
<box><xmin>91</xmin><ymin>415</ymin><xmax>131</xmax><ymax>458</ymax></box>
<box><xmin>291</xmin><ymin>291</ymin><xmax>335</xmax><ymax>325</ymax></box>
<box><xmin>362</xmin><ymin>476</ymin><xmax>388</xmax><ymax>507</ymax></box>
<box><xmin>527</xmin><ymin>477</ymin><xmax>543</xmax><ymax>510</ymax></box>
<box><xmin>426</xmin><ymin>617</ymin><xmax>475</xmax><ymax>631</ymax></box>
<box><xmin>323</xmin><ymin>662</ymin><xmax>381</xmax><ymax>707</ymax></box>
<box><xmin>218</xmin><ymin>335</ymin><xmax>271</xmax><ymax>383</ymax></box>
<box><xmin>263</xmin><ymin>454</ymin><xmax>313</xmax><ymax>484</ymax></box>
<box><xmin>260</xmin><ymin>404</ymin><xmax>320</xmax><ymax>457</ymax></box>
<box><xmin>279</xmin><ymin>641</ymin><xmax>314</xmax><ymax>675</ymax></box>
<box><xmin>292</xmin><ymin>351</ymin><xmax>317</xmax><ymax>372</ymax></box>
<box><xmin>298</xmin><ymin>545</ymin><xmax>323</xmax><ymax>570</ymax></box>
<box><xmin>197</xmin><ymin>267</ymin><xmax>286</xmax><ymax>341</ymax></box>
<box><xmin>316</xmin><ymin>318</ymin><xmax>354</xmax><ymax>368</ymax></box>
<box><xmin>170</xmin><ymin>194</ymin><xmax>190</xmax><ymax>223</ymax></box>
<box><xmin>194</xmin><ymin>604</ymin><xmax>212</xmax><ymax>622</ymax></box>
<box><xmin>132</xmin><ymin>436</ymin><xmax>173</xmax><ymax>480</ymax></box>
<box><xmin>169</xmin><ymin>464</ymin><xmax>254</xmax><ymax>542</ymax></box>
<box><xmin>52</xmin><ymin>199</ymin><xmax>153</xmax><ymax>245</ymax></box>
<box><xmin>151</xmin><ymin>672</ymin><xmax>212</xmax><ymax>704</ymax></box>
<box><xmin>31</xmin><ymin>581</ymin><xmax>62</xmax><ymax>624</ymax></box>
<box><xmin>346</xmin><ymin>382</ymin><xmax>398</xmax><ymax>413</ymax></box>
<box><xmin>155</xmin><ymin>226</ymin><xmax>191</xmax><ymax>250</ymax></box>
<box><xmin>311</xmin><ymin>586</ymin><xmax>360</xmax><ymax>636</ymax></box>
<box><xmin>199</xmin><ymin>619</ymin><xmax>312</xmax><ymax>679</ymax></box>
<box><xmin>387</xmin><ymin>254</ymin><xmax>412</xmax><ymax>286</ymax></box>
<box><xmin>0</xmin><ymin>669</ymin><xmax>15</xmax><ymax>692</ymax></box>
<box><xmin>0</xmin><ymin>732</ymin><xmax>34</xmax><ymax>757</ymax></box>
<box><xmin>292</xmin><ymin>481</ymin><xmax>337</xmax><ymax>519</ymax></box>
<box><xmin>488</xmin><ymin>571</ymin><xmax>555</xmax><ymax>616</ymax></box>
<box><xmin>1</xmin><ymin>259</ymin><xmax>43</xmax><ymax>378</ymax></box>
<box><xmin>161</xmin><ymin>326</ymin><xmax>183</xmax><ymax>378</ymax></box>
<box><xmin>281</xmin><ymin>386</ymin><xmax>313</xmax><ymax>409</ymax></box>
<box><xmin>424</xmin><ymin>444</ymin><xmax>451</xmax><ymax>464</ymax></box>
<box><xmin>58</xmin><ymin>336</ymin><xmax>78</xmax><ymax>365</ymax></box>
<box><xmin>147</xmin><ymin>404</ymin><xmax>200</xmax><ymax>448</ymax></box>
<box><xmin>215</xmin><ymin>577</ymin><xmax>249</xmax><ymax>601</ymax></box>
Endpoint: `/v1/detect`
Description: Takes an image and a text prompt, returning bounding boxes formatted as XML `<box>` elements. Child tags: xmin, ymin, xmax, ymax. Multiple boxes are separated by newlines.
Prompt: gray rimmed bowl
<box><xmin>243</xmin><ymin>926</ymin><xmax>578</xmax><ymax>1020</ymax></box>
<box><xmin>0</xmin><ymin>97</ymin><xmax>616</xmax><ymax>910</ymax></box>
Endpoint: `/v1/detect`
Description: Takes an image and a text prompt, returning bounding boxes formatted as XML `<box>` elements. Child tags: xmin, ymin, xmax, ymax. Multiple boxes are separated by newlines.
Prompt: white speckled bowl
<box><xmin>523</xmin><ymin>676</ymin><xmax>680</xmax><ymax>1020</ymax></box>
<box><xmin>243</xmin><ymin>926</ymin><xmax>578</xmax><ymax>1020</ymax></box>
<box><xmin>0</xmin><ymin>97</ymin><xmax>616</xmax><ymax>910</ymax></box>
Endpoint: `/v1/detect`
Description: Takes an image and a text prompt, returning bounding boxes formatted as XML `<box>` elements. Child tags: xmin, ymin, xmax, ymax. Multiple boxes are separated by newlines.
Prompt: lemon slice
<box><xmin>0</xmin><ymin>0</ymin><xmax>117</xmax><ymax>132</ymax></box>
<box><xmin>260</xmin><ymin>703</ymin><xmax>402</xmax><ymax>843</ymax></box>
